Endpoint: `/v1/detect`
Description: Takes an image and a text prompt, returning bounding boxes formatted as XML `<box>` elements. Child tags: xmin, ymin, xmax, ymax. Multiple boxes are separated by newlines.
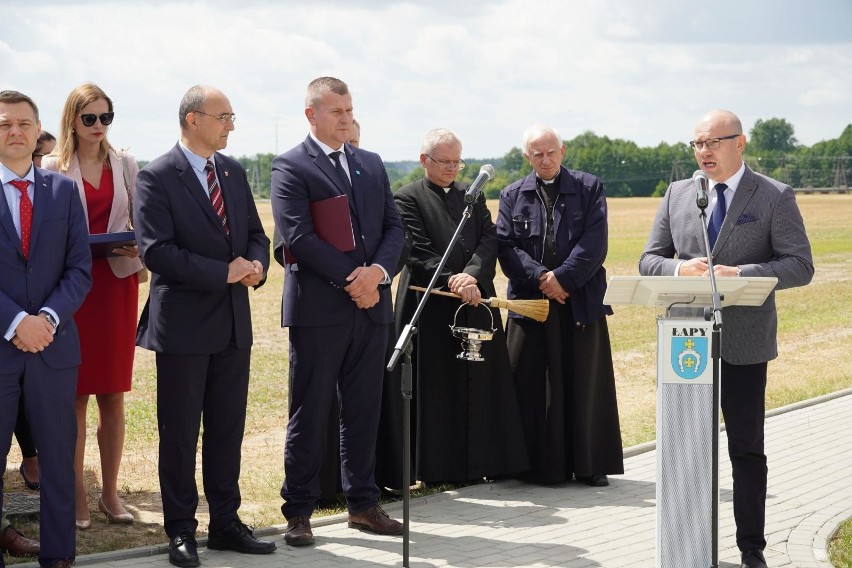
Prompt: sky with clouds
<box><xmin>2</xmin><ymin>0</ymin><xmax>850</xmax><ymax>162</ymax></box>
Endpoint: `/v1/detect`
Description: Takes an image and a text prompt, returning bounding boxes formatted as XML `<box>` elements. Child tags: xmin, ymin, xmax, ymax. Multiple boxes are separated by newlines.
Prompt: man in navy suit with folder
<box><xmin>271</xmin><ymin>76</ymin><xmax>404</xmax><ymax>546</ymax></box>
<box><xmin>0</xmin><ymin>90</ymin><xmax>92</xmax><ymax>568</ymax></box>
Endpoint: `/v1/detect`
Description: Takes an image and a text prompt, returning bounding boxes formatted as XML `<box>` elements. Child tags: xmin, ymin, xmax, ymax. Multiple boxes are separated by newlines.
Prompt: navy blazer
<box><xmin>0</xmin><ymin>168</ymin><xmax>92</xmax><ymax>372</ymax></box>
<box><xmin>271</xmin><ymin>136</ymin><xmax>404</xmax><ymax>327</ymax></box>
<box><xmin>134</xmin><ymin>144</ymin><xmax>270</xmax><ymax>355</ymax></box>
<box><xmin>496</xmin><ymin>167</ymin><xmax>612</xmax><ymax>326</ymax></box>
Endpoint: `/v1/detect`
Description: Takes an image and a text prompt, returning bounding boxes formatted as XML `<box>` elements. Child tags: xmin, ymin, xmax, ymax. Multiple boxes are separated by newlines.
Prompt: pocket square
<box><xmin>736</xmin><ymin>213</ymin><xmax>758</xmax><ymax>225</ymax></box>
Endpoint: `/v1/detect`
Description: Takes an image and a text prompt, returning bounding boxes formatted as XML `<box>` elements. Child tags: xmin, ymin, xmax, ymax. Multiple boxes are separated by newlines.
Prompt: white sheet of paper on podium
<box><xmin>603</xmin><ymin>275</ymin><xmax>777</xmax><ymax>308</ymax></box>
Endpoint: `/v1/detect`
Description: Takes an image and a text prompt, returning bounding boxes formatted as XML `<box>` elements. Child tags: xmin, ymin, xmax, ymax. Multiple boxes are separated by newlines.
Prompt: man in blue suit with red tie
<box><xmin>272</xmin><ymin>77</ymin><xmax>405</xmax><ymax>546</ymax></box>
<box><xmin>0</xmin><ymin>90</ymin><xmax>92</xmax><ymax>568</ymax></box>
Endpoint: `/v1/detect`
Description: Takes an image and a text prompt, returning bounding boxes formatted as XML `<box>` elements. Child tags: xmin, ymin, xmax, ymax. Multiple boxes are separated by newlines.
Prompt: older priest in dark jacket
<box><xmin>377</xmin><ymin>128</ymin><xmax>528</xmax><ymax>489</ymax></box>
<box><xmin>496</xmin><ymin>124</ymin><xmax>623</xmax><ymax>486</ymax></box>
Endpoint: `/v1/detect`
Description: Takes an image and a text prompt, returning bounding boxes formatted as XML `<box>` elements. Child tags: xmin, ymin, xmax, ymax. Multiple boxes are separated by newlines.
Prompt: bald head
<box><xmin>179</xmin><ymin>85</ymin><xmax>234</xmax><ymax>157</ymax></box>
<box><xmin>179</xmin><ymin>85</ymin><xmax>227</xmax><ymax>129</ymax></box>
<box><xmin>696</xmin><ymin>110</ymin><xmax>743</xmax><ymax>137</ymax></box>
<box><xmin>692</xmin><ymin>109</ymin><xmax>746</xmax><ymax>182</ymax></box>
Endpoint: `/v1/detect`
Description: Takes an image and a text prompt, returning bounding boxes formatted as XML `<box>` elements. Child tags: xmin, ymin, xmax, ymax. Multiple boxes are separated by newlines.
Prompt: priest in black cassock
<box><xmin>374</xmin><ymin>128</ymin><xmax>528</xmax><ymax>489</ymax></box>
<box><xmin>496</xmin><ymin>125</ymin><xmax>623</xmax><ymax>486</ymax></box>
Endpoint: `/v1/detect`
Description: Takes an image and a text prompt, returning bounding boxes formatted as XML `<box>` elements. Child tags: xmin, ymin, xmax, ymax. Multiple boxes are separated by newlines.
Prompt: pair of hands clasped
<box><xmin>678</xmin><ymin>258</ymin><xmax>739</xmax><ymax>277</ymax></box>
<box><xmin>345</xmin><ymin>265</ymin><xmax>384</xmax><ymax>309</ymax></box>
<box><xmin>228</xmin><ymin>257</ymin><xmax>264</xmax><ymax>287</ymax></box>
<box><xmin>12</xmin><ymin>314</ymin><xmax>55</xmax><ymax>353</ymax></box>
<box><xmin>539</xmin><ymin>270</ymin><xmax>569</xmax><ymax>304</ymax></box>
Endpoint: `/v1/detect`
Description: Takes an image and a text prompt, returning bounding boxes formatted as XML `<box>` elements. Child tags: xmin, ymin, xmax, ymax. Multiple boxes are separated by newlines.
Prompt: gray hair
<box><xmin>522</xmin><ymin>124</ymin><xmax>561</xmax><ymax>154</ymax></box>
<box><xmin>305</xmin><ymin>77</ymin><xmax>349</xmax><ymax>108</ymax></box>
<box><xmin>179</xmin><ymin>85</ymin><xmax>207</xmax><ymax>129</ymax></box>
<box><xmin>420</xmin><ymin>128</ymin><xmax>462</xmax><ymax>155</ymax></box>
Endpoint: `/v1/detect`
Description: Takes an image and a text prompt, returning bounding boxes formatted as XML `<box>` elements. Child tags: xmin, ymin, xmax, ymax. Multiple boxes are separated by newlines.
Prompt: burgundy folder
<box><xmin>283</xmin><ymin>195</ymin><xmax>355</xmax><ymax>264</ymax></box>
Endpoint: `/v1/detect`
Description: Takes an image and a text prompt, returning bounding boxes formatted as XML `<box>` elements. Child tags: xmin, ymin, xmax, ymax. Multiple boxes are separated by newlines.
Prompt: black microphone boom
<box><xmin>464</xmin><ymin>164</ymin><xmax>495</xmax><ymax>204</ymax></box>
<box><xmin>693</xmin><ymin>169</ymin><xmax>709</xmax><ymax>209</ymax></box>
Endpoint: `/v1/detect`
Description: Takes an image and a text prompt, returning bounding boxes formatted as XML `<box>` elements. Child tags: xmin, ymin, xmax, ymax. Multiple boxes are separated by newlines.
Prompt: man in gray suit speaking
<box><xmin>639</xmin><ymin>110</ymin><xmax>813</xmax><ymax>568</ymax></box>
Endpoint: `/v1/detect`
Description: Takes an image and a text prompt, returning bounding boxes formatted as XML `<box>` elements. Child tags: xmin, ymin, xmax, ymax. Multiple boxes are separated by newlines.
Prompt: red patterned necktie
<box><xmin>204</xmin><ymin>160</ymin><xmax>229</xmax><ymax>236</ymax></box>
<box><xmin>9</xmin><ymin>179</ymin><xmax>32</xmax><ymax>259</ymax></box>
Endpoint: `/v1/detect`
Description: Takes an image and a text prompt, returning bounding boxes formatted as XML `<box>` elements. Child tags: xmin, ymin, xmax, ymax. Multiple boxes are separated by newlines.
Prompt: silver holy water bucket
<box><xmin>449</xmin><ymin>303</ymin><xmax>496</xmax><ymax>362</ymax></box>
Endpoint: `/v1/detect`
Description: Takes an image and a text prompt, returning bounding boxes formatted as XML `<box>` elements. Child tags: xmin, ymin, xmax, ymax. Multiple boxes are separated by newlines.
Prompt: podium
<box><xmin>604</xmin><ymin>276</ymin><xmax>777</xmax><ymax>568</ymax></box>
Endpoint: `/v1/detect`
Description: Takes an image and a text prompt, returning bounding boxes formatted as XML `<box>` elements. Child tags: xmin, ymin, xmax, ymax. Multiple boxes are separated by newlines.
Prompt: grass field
<box><xmin>4</xmin><ymin>193</ymin><xmax>851</xmax><ymax>561</ymax></box>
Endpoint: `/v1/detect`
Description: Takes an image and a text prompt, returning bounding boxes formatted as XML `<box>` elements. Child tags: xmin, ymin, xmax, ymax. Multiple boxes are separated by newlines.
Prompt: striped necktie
<box><xmin>205</xmin><ymin>160</ymin><xmax>229</xmax><ymax>236</ymax></box>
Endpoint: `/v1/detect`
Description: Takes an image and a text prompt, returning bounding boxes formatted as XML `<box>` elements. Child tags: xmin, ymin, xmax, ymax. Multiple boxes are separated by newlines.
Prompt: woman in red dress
<box><xmin>42</xmin><ymin>83</ymin><xmax>143</xmax><ymax>530</ymax></box>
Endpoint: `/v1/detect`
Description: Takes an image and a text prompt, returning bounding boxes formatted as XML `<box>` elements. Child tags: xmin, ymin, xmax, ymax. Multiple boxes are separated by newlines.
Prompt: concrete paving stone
<box><xmin>12</xmin><ymin>390</ymin><xmax>849</xmax><ymax>568</ymax></box>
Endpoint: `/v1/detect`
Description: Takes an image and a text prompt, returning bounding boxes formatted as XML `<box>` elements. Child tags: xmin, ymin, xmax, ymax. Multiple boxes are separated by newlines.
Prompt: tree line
<box><xmin>212</xmin><ymin>118</ymin><xmax>852</xmax><ymax>199</ymax></box>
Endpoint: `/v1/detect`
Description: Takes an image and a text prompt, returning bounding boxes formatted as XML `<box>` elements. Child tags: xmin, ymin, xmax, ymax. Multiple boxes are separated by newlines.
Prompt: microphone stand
<box><xmin>387</xmin><ymin>200</ymin><xmax>478</xmax><ymax>568</ymax></box>
<box><xmin>697</xmin><ymin>200</ymin><xmax>723</xmax><ymax>568</ymax></box>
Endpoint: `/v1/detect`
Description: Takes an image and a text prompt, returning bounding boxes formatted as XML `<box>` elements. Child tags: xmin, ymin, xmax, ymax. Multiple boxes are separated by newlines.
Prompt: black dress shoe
<box><xmin>19</xmin><ymin>464</ymin><xmax>40</xmax><ymax>491</ymax></box>
<box><xmin>577</xmin><ymin>474</ymin><xmax>609</xmax><ymax>487</ymax></box>
<box><xmin>207</xmin><ymin>520</ymin><xmax>276</xmax><ymax>554</ymax></box>
<box><xmin>741</xmin><ymin>548</ymin><xmax>768</xmax><ymax>568</ymax></box>
<box><xmin>169</xmin><ymin>530</ymin><xmax>200</xmax><ymax>567</ymax></box>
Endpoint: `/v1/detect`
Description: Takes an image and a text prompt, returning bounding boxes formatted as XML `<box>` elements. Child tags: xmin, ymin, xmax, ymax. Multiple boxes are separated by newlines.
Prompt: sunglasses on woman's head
<box><xmin>80</xmin><ymin>112</ymin><xmax>114</xmax><ymax>127</ymax></box>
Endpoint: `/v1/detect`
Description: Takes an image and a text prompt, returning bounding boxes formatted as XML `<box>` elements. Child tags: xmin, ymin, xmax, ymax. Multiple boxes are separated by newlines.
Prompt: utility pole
<box><xmin>834</xmin><ymin>156</ymin><xmax>849</xmax><ymax>189</ymax></box>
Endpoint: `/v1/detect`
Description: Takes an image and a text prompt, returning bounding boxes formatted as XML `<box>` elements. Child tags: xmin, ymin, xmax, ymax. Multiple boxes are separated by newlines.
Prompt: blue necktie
<box><xmin>708</xmin><ymin>183</ymin><xmax>728</xmax><ymax>249</ymax></box>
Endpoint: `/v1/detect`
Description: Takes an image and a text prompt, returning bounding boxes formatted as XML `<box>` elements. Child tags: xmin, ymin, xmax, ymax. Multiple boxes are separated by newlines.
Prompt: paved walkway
<box><xmin>12</xmin><ymin>390</ymin><xmax>852</xmax><ymax>568</ymax></box>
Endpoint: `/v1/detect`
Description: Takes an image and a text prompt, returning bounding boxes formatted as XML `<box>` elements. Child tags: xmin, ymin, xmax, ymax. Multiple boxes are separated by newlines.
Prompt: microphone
<box><xmin>692</xmin><ymin>169</ymin><xmax>709</xmax><ymax>209</ymax></box>
<box><xmin>464</xmin><ymin>164</ymin><xmax>495</xmax><ymax>204</ymax></box>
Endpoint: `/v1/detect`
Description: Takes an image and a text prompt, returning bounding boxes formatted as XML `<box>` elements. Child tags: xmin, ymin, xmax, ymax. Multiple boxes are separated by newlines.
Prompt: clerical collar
<box><xmin>537</xmin><ymin>174</ymin><xmax>559</xmax><ymax>186</ymax></box>
<box><xmin>425</xmin><ymin>178</ymin><xmax>454</xmax><ymax>194</ymax></box>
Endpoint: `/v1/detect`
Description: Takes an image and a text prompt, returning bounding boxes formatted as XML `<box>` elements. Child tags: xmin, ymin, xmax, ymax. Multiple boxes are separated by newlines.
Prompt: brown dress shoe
<box><xmin>0</xmin><ymin>525</ymin><xmax>40</xmax><ymax>557</ymax></box>
<box><xmin>348</xmin><ymin>504</ymin><xmax>403</xmax><ymax>535</ymax></box>
<box><xmin>284</xmin><ymin>515</ymin><xmax>314</xmax><ymax>546</ymax></box>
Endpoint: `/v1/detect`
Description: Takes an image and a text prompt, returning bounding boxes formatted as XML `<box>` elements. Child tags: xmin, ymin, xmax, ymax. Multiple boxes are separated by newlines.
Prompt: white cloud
<box><xmin>1</xmin><ymin>0</ymin><xmax>849</xmax><ymax>163</ymax></box>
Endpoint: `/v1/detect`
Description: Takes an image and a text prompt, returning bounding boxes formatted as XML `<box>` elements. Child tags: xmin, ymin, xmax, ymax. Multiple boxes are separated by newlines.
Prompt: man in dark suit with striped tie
<box><xmin>134</xmin><ymin>85</ymin><xmax>273</xmax><ymax>567</ymax></box>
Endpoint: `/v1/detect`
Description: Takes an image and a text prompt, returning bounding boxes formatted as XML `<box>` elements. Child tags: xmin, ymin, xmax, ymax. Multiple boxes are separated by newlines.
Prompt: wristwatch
<box><xmin>736</xmin><ymin>266</ymin><xmax>742</xmax><ymax>277</ymax></box>
<box><xmin>39</xmin><ymin>310</ymin><xmax>58</xmax><ymax>331</ymax></box>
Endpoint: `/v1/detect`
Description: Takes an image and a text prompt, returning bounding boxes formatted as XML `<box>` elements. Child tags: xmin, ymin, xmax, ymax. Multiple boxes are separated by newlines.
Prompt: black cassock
<box><xmin>506</xmin><ymin>305</ymin><xmax>623</xmax><ymax>483</ymax></box>
<box><xmin>375</xmin><ymin>178</ymin><xmax>529</xmax><ymax>489</ymax></box>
